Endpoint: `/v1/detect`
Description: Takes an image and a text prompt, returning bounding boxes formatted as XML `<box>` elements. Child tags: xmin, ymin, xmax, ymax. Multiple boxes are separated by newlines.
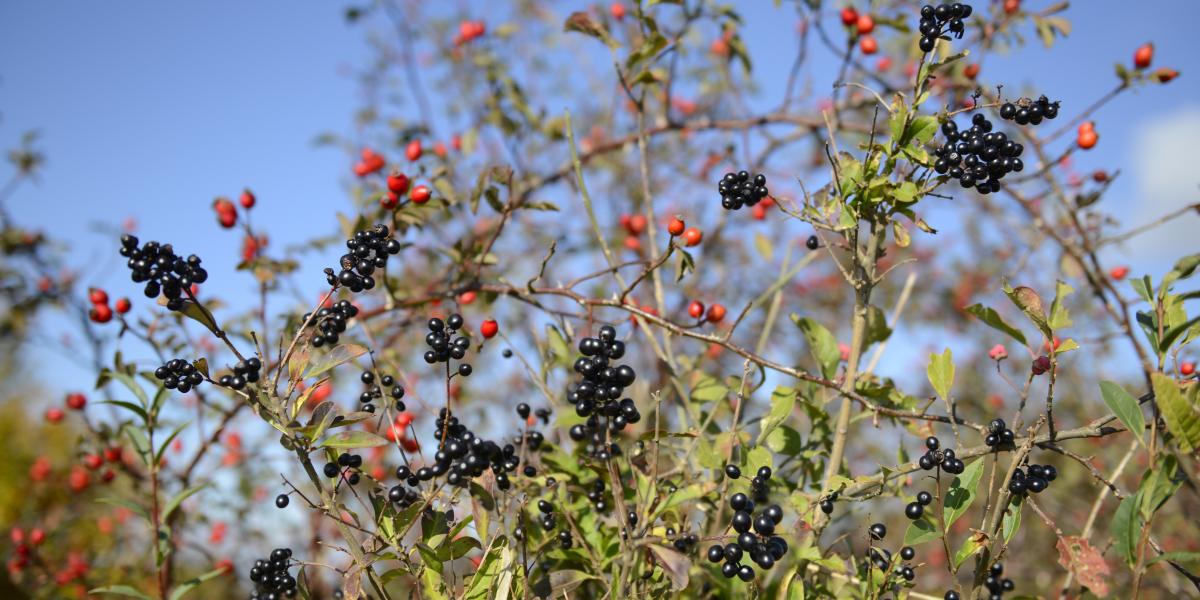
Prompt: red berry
<box><xmin>1003</xmin><ymin>0</ymin><xmax>1019</xmax><ymax>14</ymax></box>
<box><xmin>387</xmin><ymin>172</ymin><xmax>410</xmax><ymax>194</ymax></box>
<box><xmin>963</xmin><ymin>63</ymin><xmax>980</xmax><ymax>79</ymax></box>
<box><xmin>623</xmin><ymin>236</ymin><xmax>641</xmax><ymax>251</ymax></box>
<box><xmin>89</xmin><ymin>304</ymin><xmax>113</xmax><ymax>324</ymax></box>
<box><xmin>239</xmin><ymin>188</ymin><xmax>256</xmax><ymax>209</ymax></box>
<box><xmin>114</xmin><ymin>297</ymin><xmax>131</xmax><ymax>314</ymax></box>
<box><xmin>1032</xmin><ymin>355</ymin><xmax>1051</xmax><ymax>375</ymax></box>
<box><xmin>480</xmin><ymin>319</ymin><xmax>499</xmax><ymax>339</ymax></box>
<box><xmin>101</xmin><ymin>469</ymin><xmax>116</xmax><ymax>483</ymax></box>
<box><xmin>459</xmin><ymin>290</ymin><xmax>477</xmax><ymax>305</ymax></box>
<box><xmin>68</xmin><ymin>468</ymin><xmax>89</xmax><ymax>492</ymax></box>
<box><xmin>83</xmin><ymin>454</ymin><xmax>103</xmax><ymax>470</ymax></box>
<box><xmin>217</xmin><ymin>210</ymin><xmax>237</xmax><ymax>229</ymax></box>
<box><xmin>410</xmin><ymin>185</ymin><xmax>432</xmax><ymax>204</ymax></box>
<box><xmin>858</xmin><ymin>35</ymin><xmax>878</xmax><ymax>55</ymax></box>
<box><xmin>406</xmin><ymin>139</ymin><xmax>423</xmax><ymax>161</ymax></box>
<box><xmin>10</xmin><ymin>528</ymin><xmax>24</xmax><ymax>544</ymax></box>
<box><xmin>688</xmin><ymin>300</ymin><xmax>705</xmax><ymax>319</ymax></box>
<box><xmin>683</xmin><ymin>227</ymin><xmax>703</xmax><ymax>247</ymax></box>
<box><xmin>451</xmin><ymin>134</ymin><xmax>463</xmax><ymax>151</ymax></box>
<box><xmin>1133</xmin><ymin>43</ymin><xmax>1153</xmax><ymax>69</ymax></box>
<box><xmin>1077</xmin><ymin>129</ymin><xmax>1098</xmax><ymax>150</ymax></box>
<box><xmin>66</xmin><ymin>393</ymin><xmax>86</xmax><ymax>411</ymax></box>
<box><xmin>1181</xmin><ymin>361</ymin><xmax>1195</xmax><ymax>376</ymax></box>
<box><xmin>28</xmin><ymin>529</ymin><xmax>44</xmax><ymax>546</ymax></box>
<box><xmin>855</xmin><ymin>14</ymin><xmax>875</xmax><ymax>35</ymax></box>
<box><xmin>840</xmin><ymin>7</ymin><xmax>859</xmax><ymax>26</ymax></box>
<box><xmin>627</xmin><ymin>214</ymin><xmax>647</xmax><ymax>235</ymax></box>
<box><xmin>610</xmin><ymin>2</ymin><xmax>626</xmax><ymax>20</ymax></box>
<box><xmin>381</xmin><ymin>191</ymin><xmax>399</xmax><ymax>210</ymax></box>
<box><xmin>104</xmin><ymin>447</ymin><xmax>123</xmax><ymax>463</ymax></box>
<box><xmin>667</xmin><ymin>217</ymin><xmax>686</xmax><ymax>237</ymax></box>
<box><xmin>1153</xmin><ymin>67</ymin><xmax>1180</xmax><ymax>83</ymax></box>
<box><xmin>396</xmin><ymin>412</ymin><xmax>414</xmax><ymax>428</ymax></box>
<box><xmin>1110</xmin><ymin>266</ymin><xmax>1129</xmax><ymax>280</ymax></box>
<box><xmin>88</xmin><ymin>288</ymin><xmax>108</xmax><ymax>305</ymax></box>
<box><xmin>45</xmin><ymin>407</ymin><xmax>64</xmax><ymax>423</ymax></box>
<box><xmin>706</xmin><ymin>303</ymin><xmax>726</xmax><ymax>323</ymax></box>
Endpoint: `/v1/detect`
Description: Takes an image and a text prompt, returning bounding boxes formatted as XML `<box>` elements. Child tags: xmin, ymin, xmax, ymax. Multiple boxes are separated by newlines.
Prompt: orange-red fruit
<box><xmin>623</xmin><ymin>236</ymin><xmax>641</xmax><ymax>251</ymax></box>
<box><xmin>683</xmin><ymin>227</ymin><xmax>703</xmax><ymax>247</ymax></box>
<box><xmin>387</xmin><ymin>172</ymin><xmax>410</xmax><ymax>194</ymax></box>
<box><xmin>610</xmin><ymin>2</ymin><xmax>626</xmax><ymax>20</ymax></box>
<box><xmin>1077</xmin><ymin>129</ymin><xmax>1098</xmax><ymax>150</ymax></box>
<box><xmin>88</xmin><ymin>288</ymin><xmax>108</xmax><ymax>305</ymax></box>
<box><xmin>667</xmin><ymin>217</ymin><xmax>686</xmax><ymax>237</ymax></box>
<box><xmin>459</xmin><ymin>290</ymin><xmax>477</xmax><ymax>305</ymax></box>
<box><xmin>83</xmin><ymin>454</ymin><xmax>102</xmax><ymax>470</ymax></box>
<box><xmin>1110</xmin><ymin>266</ymin><xmax>1129</xmax><ymax>280</ymax></box>
<box><xmin>406</xmin><ymin>140</ymin><xmax>423</xmax><ymax>161</ymax></box>
<box><xmin>1182</xmin><ymin>361</ymin><xmax>1196</xmax><ymax>376</ymax></box>
<box><xmin>706</xmin><ymin>303</ymin><xmax>727</xmax><ymax>323</ymax></box>
<box><xmin>28</xmin><ymin>529</ymin><xmax>44</xmax><ymax>546</ymax></box>
<box><xmin>1153</xmin><ymin>67</ymin><xmax>1179</xmax><ymax>83</ymax></box>
<box><xmin>840</xmin><ymin>7</ymin><xmax>859</xmax><ymax>26</ymax></box>
<box><xmin>217</xmin><ymin>210</ymin><xmax>237</xmax><ymax>229</ymax></box>
<box><xmin>1003</xmin><ymin>0</ymin><xmax>1020</xmax><ymax>14</ymax></box>
<box><xmin>855</xmin><ymin>14</ymin><xmax>875</xmax><ymax>35</ymax></box>
<box><xmin>627</xmin><ymin>214</ymin><xmax>648</xmax><ymax>235</ymax></box>
<box><xmin>688</xmin><ymin>300</ymin><xmax>705</xmax><ymax>319</ymax></box>
<box><xmin>239</xmin><ymin>189</ymin><xmax>256</xmax><ymax>209</ymax></box>
<box><xmin>480</xmin><ymin>319</ymin><xmax>499</xmax><ymax>339</ymax></box>
<box><xmin>1133</xmin><ymin>43</ymin><xmax>1153</xmax><ymax>69</ymax></box>
<box><xmin>859</xmin><ymin>35</ymin><xmax>878</xmax><ymax>55</ymax></box>
<box><xmin>114</xmin><ymin>297</ymin><xmax>131</xmax><ymax>314</ymax></box>
<box><xmin>410</xmin><ymin>185</ymin><xmax>432</xmax><ymax>204</ymax></box>
<box><xmin>90</xmin><ymin>304</ymin><xmax>113</xmax><ymax>324</ymax></box>
<box><xmin>963</xmin><ymin>63</ymin><xmax>980</xmax><ymax>79</ymax></box>
<box><xmin>66</xmin><ymin>393</ymin><xmax>86</xmax><ymax>411</ymax></box>
<box><xmin>45</xmin><ymin>407</ymin><xmax>64</xmax><ymax>423</ymax></box>
<box><xmin>381</xmin><ymin>191</ymin><xmax>399</xmax><ymax>210</ymax></box>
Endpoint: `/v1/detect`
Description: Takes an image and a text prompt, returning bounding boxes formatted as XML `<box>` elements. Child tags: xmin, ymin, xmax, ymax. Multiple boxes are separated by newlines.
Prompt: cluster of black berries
<box><xmin>707</xmin><ymin>468</ymin><xmax>787</xmax><ymax>582</ymax></box>
<box><xmin>981</xmin><ymin>562</ymin><xmax>1016</xmax><ymax>598</ymax></box>
<box><xmin>566</xmin><ymin>325</ymin><xmax>640</xmax><ymax>460</ymax></box>
<box><xmin>917</xmin><ymin>436</ymin><xmax>965</xmax><ymax>473</ymax></box>
<box><xmin>217</xmin><ymin>357</ymin><xmax>262</xmax><ymax>391</ymax></box>
<box><xmin>585</xmin><ymin>479</ymin><xmax>610</xmax><ymax>513</ymax></box>
<box><xmin>393</xmin><ymin>408</ymin><xmax>526</xmax><ymax>490</ymax></box>
<box><xmin>387</xmin><ymin>468</ymin><xmax>423</xmax><ymax>509</ymax></box>
<box><xmin>323</xmin><ymin>452</ymin><xmax>364</xmax><ymax>486</ymax></box>
<box><xmin>531</xmin><ymin>500</ymin><xmax>573</xmax><ymax>549</ymax></box>
<box><xmin>154</xmin><ymin>359</ymin><xmax>204</xmax><ymax>393</ymax></box>
<box><xmin>985</xmin><ymin>418</ymin><xmax>1017</xmax><ymax>448</ymax></box>
<box><xmin>324</xmin><ymin>225</ymin><xmax>401</xmax><ymax>293</ymax></box>
<box><xmin>360</xmin><ymin>370</ymin><xmax>405</xmax><ymax>414</ymax></box>
<box><xmin>1007</xmin><ymin>462</ymin><xmax>1057</xmax><ymax>496</ymax></box>
<box><xmin>718</xmin><ymin>171</ymin><xmax>769</xmax><ymax>211</ymax></box>
<box><xmin>304</xmin><ymin>299</ymin><xmax>358</xmax><ymax>348</ymax></box>
<box><xmin>423</xmin><ymin>314</ymin><xmax>473</xmax><ymax>376</ymax></box>
<box><xmin>247</xmin><ymin>548</ymin><xmax>297</xmax><ymax>600</ymax></box>
<box><xmin>723</xmin><ymin>464</ymin><xmax>772</xmax><ymax>503</ymax></box>
<box><xmin>818</xmin><ymin>490</ymin><xmax>839</xmax><ymax>515</ymax></box>
<box><xmin>667</xmin><ymin>529</ymin><xmax>700</xmax><ymax>553</ymax></box>
<box><xmin>934</xmin><ymin>114</ymin><xmax>1025</xmax><ymax>194</ymax></box>
<box><xmin>999</xmin><ymin>96</ymin><xmax>1060</xmax><ymax>126</ymax></box>
<box><xmin>866</xmin><ymin>541</ymin><xmax>919</xmax><ymax>583</ymax></box>
<box><xmin>904</xmin><ymin>490</ymin><xmax>935</xmax><ymax>520</ymax></box>
<box><xmin>917</xmin><ymin>3</ymin><xmax>972</xmax><ymax>53</ymax></box>
<box><xmin>118</xmin><ymin>235</ymin><xmax>208</xmax><ymax>311</ymax></box>
<box><xmin>516</xmin><ymin>403</ymin><xmax>552</xmax><ymax>425</ymax></box>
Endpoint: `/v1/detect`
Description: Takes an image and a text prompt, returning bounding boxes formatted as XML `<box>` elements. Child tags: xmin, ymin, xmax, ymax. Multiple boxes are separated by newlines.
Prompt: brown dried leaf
<box><xmin>1056</xmin><ymin>535</ymin><xmax>1111</xmax><ymax>597</ymax></box>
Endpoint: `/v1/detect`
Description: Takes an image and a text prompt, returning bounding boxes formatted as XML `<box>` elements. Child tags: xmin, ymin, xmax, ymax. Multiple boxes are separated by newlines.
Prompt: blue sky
<box><xmin>2</xmin><ymin>0</ymin><xmax>1199</xmax><ymax>394</ymax></box>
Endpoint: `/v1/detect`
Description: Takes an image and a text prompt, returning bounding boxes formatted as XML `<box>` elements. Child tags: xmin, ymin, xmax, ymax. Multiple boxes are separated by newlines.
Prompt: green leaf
<box><xmin>943</xmin><ymin>458</ymin><xmax>984</xmax><ymax>529</ymax></box>
<box><xmin>903</xmin><ymin>517</ymin><xmax>941</xmax><ymax>545</ymax></box>
<box><xmin>1048</xmin><ymin>280</ymin><xmax>1074</xmax><ymax>330</ymax></box>
<box><xmin>563</xmin><ymin>11</ymin><xmax>619</xmax><ymax>49</ymax></box>
<box><xmin>319</xmin><ymin>430</ymin><xmax>389</xmax><ymax>449</ymax></box>
<box><xmin>757</xmin><ymin>387</ymin><xmax>796</xmax><ymax>445</ymax></box>
<box><xmin>97</xmin><ymin>497</ymin><xmax>151</xmax><ymax>524</ymax></box>
<box><xmin>954</xmin><ymin>535</ymin><xmax>983</xmax><ymax>568</ymax></box>
<box><xmin>927</xmin><ymin>348</ymin><xmax>954</xmax><ymax>400</ymax></box>
<box><xmin>163</xmin><ymin>484</ymin><xmax>207</xmax><ymax>522</ymax></box>
<box><xmin>1160</xmin><ymin>315</ymin><xmax>1200</xmax><ymax>353</ymax></box>
<box><xmin>155</xmin><ymin>420</ymin><xmax>193</xmax><ymax>465</ymax></box>
<box><xmin>1003</xmin><ymin>494</ymin><xmax>1023</xmax><ymax>543</ymax></box>
<box><xmin>965</xmin><ymin>304</ymin><xmax>1028</xmax><ymax>346</ymax></box>
<box><xmin>765</xmin><ymin>425</ymin><xmax>803</xmax><ymax>454</ymax></box>
<box><xmin>1111</xmin><ymin>495</ymin><xmax>1139</xmax><ymax>567</ymax></box>
<box><xmin>647</xmin><ymin>544</ymin><xmax>690</xmax><ymax>591</ymax></box>
<box><xmin>1137</xmin><ymin>455</ymin><xmax>1182</xmax><ymax>520</ymax></box>
<box><xmin>177</xmin><ymin>301</ymin><xmax>221</xmax><ymax>335</ymax></box>
<box><xmin>689</xmin><ymin>374</ymin><xmax>728</xmax><ymax>404</ymax></box>
<box><xmin>168</xmin><ymin>566</ymin><xmax>229</xmax><ymax>600</ymax></box>
<box><xmin>1153</xmin><ymin>373</ymin><xmax>1200</xmax><ymax>452</ymax></box>
<box><xmin>109</xmin><ymin>370</ymin><xmax>149</xmax><ymax>409</ymax></box>
<box><xmin>1003</xmin><ymin>283</ymin><xmax>1052</xmax><ymax>340</ymax></box>
<box><xmin>89</xmin><ymin>586</ymin><xmax>154</xmax><ymax>600</ymax></box>
<box><xmin>1099</xmin><ymin>381</ymin><xmax>1145</xmax><ymax>447</ymax></box>
<box><xmin>304</xmin><ymin>344</ymin><xmax>367</xmax><ymax>380</ymax></box>
<box><xmin>1148</xmin><ymin>551</ymin><xmax>1200</xmax><ymax>567</ymax></box>
<box><xmin>462</xmin><ymin>538</ymin><xmax>507</xmax><ymax>600</ymax></box>
<box><xmin>864</xmin><ymin>305</ymin><xmax>892</xmax><ymax>346</ymax></box>
<box><xmin>1163</xmin><ymin>253</ymin><xmax>1200</xmax><ymax>288</ymax></box>
<box><xmin>792</xmin><ymin>315</ymin><xmax>840</xmax><ymax>379</ymax></box>
<box><xmin>1130</xmin><ymin>276</ymin><xmax>1154</xmax><ymax>303</ymax></box>
<box><xmin>101</xmin><ymin>399</ymin><xmax>150</xmax><ymax>423</ymax></box>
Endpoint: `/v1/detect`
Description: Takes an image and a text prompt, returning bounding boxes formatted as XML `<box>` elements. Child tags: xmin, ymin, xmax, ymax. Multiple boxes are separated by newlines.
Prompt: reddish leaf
<box><xmin>1056</xmin><ymin>535</ymin><xmax>1111</xmax><ymax>597</ymax></box>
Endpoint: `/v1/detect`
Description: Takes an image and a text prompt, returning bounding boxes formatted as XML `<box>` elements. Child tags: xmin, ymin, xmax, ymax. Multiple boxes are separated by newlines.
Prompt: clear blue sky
<box><xmin>2</xmin><ymin>0</ymin><xmax>1198</xmax><ymax>393</ymax></box>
